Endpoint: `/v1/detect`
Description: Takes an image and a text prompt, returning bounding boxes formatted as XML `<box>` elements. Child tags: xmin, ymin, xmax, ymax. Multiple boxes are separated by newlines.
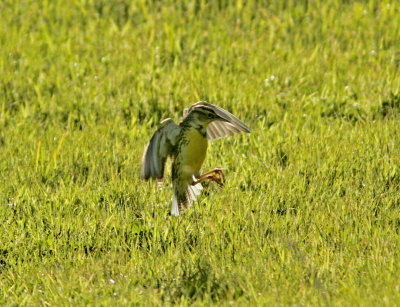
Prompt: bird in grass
<box><xmin>141</xmin><ymin>101</ymin><xmax>250</xmax><ymax>216</ymax></box>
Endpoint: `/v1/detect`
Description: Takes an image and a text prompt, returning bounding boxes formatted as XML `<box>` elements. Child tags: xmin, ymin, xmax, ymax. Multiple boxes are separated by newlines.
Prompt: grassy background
<box><xmin>1</xmin><ymin>0</ymin><xmax>400</xmax><ymax>305</ymax></box>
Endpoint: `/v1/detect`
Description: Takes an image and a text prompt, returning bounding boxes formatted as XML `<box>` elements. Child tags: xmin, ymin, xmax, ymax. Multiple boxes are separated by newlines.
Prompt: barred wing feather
<box><xmin>206</xmin><ymin>105</ymin><xmax>250</xmax><ymax>141</ymax></box>
<box><xmin>207</xmin><ymin>120</ymin><xmax>242</xmax><ymax>141</ymax></box>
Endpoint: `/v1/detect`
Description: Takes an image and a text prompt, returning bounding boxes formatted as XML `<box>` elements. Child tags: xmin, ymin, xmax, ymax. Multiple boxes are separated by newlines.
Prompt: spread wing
<box><xmin>183</xmin><ymin>101</ymin><xmax>250</xmax><ymax>141</ymax></box>
<box><xmin>141</xmin><ymin>118</ymin><xmax>181</xmax><ymax>181</ymax></box>
<box><xmin>206</xmin><ymin>120</ymin><xmax>242</xmax><ymax>141</ymax></box>
<box><xmin>206</xmin><ymin>104</ymin><xmax>250</xmax><ymax>141</ymax></box>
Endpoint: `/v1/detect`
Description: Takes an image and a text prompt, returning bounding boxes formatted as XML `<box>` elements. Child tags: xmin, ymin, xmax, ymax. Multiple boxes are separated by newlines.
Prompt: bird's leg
<box><xmin>210</xmin><ymin>168</ymin><xmax>225</xmax><ymax>186</ymax></box>
<box><xmin>192</xmin><ymin>168</ymin><xmax>225</xmax><ymax>187</ymax></box>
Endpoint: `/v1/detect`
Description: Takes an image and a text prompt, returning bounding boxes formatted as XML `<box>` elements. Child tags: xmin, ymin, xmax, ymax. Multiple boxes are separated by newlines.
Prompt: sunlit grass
<box><xmin>1</xmin><ymin>0</ymin><xmax>400</xmax><ymax>305</ymax></box>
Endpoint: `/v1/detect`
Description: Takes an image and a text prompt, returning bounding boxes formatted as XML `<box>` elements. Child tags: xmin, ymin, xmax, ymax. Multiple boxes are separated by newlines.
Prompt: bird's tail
<box><xmin>171</xmin><ymin>178</ymin><xmax>203</xmax><ymax>216</ymax></box>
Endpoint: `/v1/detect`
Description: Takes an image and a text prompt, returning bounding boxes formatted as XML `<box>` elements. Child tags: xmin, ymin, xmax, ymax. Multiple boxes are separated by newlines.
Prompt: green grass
<box><xmin>1</xmin><ymin>0</ymin><xmax>400</xmax><ymax>305</ymax></box>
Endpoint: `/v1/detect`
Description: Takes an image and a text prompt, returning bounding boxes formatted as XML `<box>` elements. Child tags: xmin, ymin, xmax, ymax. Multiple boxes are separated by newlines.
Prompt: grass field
<box><xmin>1</xmin><ymin>0</ymin><xmax>400</xmax><ymax>305</ymax></box>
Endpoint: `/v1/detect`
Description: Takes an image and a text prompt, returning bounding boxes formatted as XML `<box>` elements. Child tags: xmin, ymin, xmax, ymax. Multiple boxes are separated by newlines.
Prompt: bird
<box><xmin>141</xmin><ymin>101</ymin><xmax>250</xmax><ymax>216</ymax></box>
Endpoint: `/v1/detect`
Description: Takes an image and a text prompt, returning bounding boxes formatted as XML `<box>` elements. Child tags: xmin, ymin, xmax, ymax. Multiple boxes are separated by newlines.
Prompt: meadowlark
<box><xmin>141</xmin><ymin>101</ymin><xmax>250</xmax><ymax>216</ymax></box>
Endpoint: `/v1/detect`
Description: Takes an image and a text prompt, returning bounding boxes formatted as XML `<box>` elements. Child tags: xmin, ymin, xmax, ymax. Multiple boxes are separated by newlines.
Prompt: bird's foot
<box><xmin>192</xmin><ymin>168</ymin><xmax>225</xmax><ymax>187</ymax></box>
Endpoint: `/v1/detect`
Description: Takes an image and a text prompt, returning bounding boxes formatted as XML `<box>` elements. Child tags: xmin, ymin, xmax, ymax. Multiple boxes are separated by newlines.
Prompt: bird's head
<box><xmin>182</xmin><ymin>101</ymin><xmax>250</xmax><ymax>136</ymax></box>
<box><xmin>185</xmin><ymin>102</ymin><xmax>227</xmax><ymax>127</ymax></box>
<box><xmin>191</xmin><ymin>107</ymin><xmax>220</xmax><ymax>125</ymax></box>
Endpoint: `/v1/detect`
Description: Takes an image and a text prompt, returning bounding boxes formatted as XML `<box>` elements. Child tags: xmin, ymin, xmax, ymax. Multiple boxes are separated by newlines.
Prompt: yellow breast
<box><xmin>180</xmin><ymin>129</ymin><xmax>208</xmax><ymax>176</ymax></box>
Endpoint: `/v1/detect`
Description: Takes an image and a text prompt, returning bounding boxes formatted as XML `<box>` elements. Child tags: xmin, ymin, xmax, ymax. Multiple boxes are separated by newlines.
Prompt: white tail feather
<box><xmin>171</xmin><ymin>178</ymin><xmax>203</xmax><ymax>216</ymax></box>
<box><xmin>171</xmin><ymin>192</ymin><xmax>180</xmax><ymax>216</ymax></box>
<box><xmin>187</xmin><ymin>180</ymin><xmax>202</xmax><ymax>202</ymax></box>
